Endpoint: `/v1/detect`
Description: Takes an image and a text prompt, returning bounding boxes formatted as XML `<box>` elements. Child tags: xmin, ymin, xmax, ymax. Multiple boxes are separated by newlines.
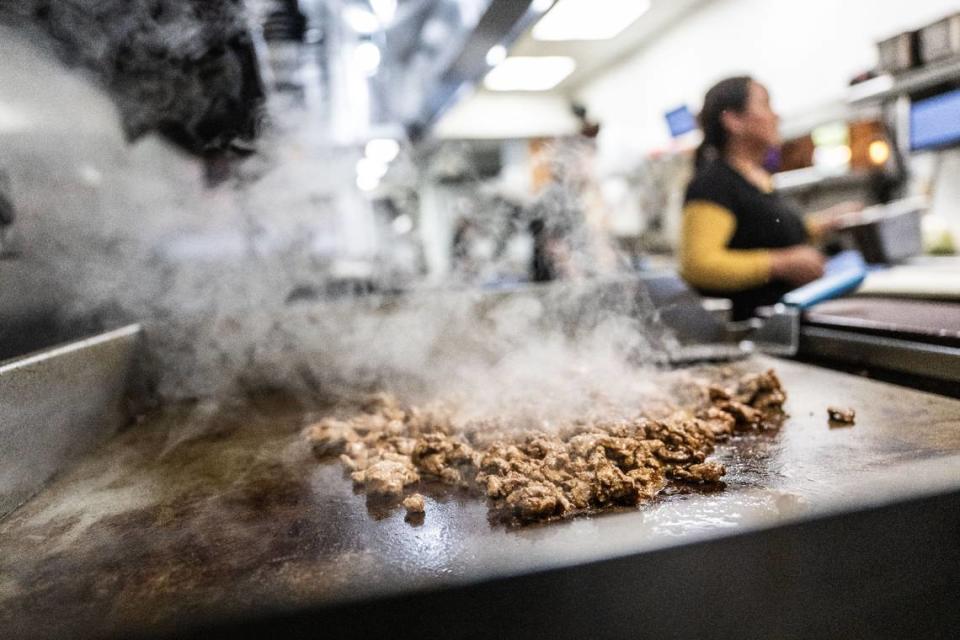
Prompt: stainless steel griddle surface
<box><xmin>1</xmin><ymin>357</ymin><xmax>959</xmax><ymax>639</ymax></box>
<box><xmin>806</xmin><ymin>298</ymin><xmax>960</xmax><ymax>345</ymax></box>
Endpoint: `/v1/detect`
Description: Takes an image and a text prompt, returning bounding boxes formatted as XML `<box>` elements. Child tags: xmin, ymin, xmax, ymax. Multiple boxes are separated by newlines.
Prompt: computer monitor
<box><xmin>665</xmin><ymin>105</ymin><xmax>697</xmax><ymax>138</ymax></box>
<box><xmin>910</xmin><ymin>87</ymin><xmax>960</xmax><ymax>152</ymax></box>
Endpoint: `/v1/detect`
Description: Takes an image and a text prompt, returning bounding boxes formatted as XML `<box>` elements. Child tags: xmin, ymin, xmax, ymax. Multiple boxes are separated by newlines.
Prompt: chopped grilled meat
<box><xmin>505</xmin><ymin>483</ymin><xmax>566</xmax><ymax>520</ymax></box>
<box><xmin>402</xmin><ymin>494</ymin><xmax>426</xmax><ymax>515</ymax></box>
<box><xmin>361</xmin><ymin>460</ymin><xmax>419</xmax><ymax>498</ymax></box>
<box><xmin>696</xmin><ymin>407</ymin><xmax>737</xmax><ymax>440</ymax></box>
<box><xmin>704</xmin><ymin>369</ymin><xmax>786</xmax><ymax>431</ymax></box>
<box><xmin>670</xmin><ymin>461</ymin><xmax>726</xmax><ymax>483</ymax></box>
<box><xmin>303</xmin><ymin>419</ymin><xmax>359</xmax><ymax>457</ymax></box>
<box><xmin>827</xmin><ymin>406</ymin><xmax>856</xmax><ymax>425</ymax></box>
<box><xmin>304</xmin><ymin>368</ymin><xmax>788</xmax><ymax>525</ymax></box>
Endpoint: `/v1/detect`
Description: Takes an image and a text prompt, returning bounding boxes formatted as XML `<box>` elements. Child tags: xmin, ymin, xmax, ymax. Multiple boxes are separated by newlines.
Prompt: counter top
<box><xmin>1</xmin><ymin>357</ymin><xmax>959</xmax><ymax>638</ymax></box>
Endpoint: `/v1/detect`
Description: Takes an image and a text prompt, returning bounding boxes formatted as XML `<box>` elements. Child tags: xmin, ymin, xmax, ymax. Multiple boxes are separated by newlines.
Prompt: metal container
<box><xmin>840</xmin><ymin>202</ymin><xmax>924</xmax><ymax>264</ymax></box>
<box><xmin>877</xmin><ymin>31</ymin><xmax>919</xmax><ymax>74</ymax></box>
<box><xmin>0</xmin><ymin>325</ymin><xmax>141</xmax><ymax>518</ymax></box>
<box><xmin>919</xmin><ymin>13</ymin><xmax>960</xmax><ymax>64</ymax></box>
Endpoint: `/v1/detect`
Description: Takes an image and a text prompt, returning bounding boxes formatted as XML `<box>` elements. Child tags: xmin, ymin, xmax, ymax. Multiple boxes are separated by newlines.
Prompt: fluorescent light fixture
<box><xmin>369</xmin><ymin>0</ymin><xmax>397</xmax><ymax>25</ymax></box>
<box><xmin>484</xmin><ymin>56</ymin><xmax>576</xmax><ymax>91</ymax></box>
<box><xmin>533</xmin><ymin>0</ymin><xmax>651</xmax><ymax>41</ymax></box>
<box><xmin>365</xmin><ymin>138</ymin><xmax>400</xmax><ymax>163</ymax></box>
<box><xmin>357</xmin><ymin>157</ymin><xmax>388</xmax><ymax>180</ymax></box>
<box><xmin>353</xmin><ymin>41</ymin><xmax>382</xmax><ymax>75</ymax></box>
<box><xmin>485</xmin><ymin>44</ymin><xmax>507</xmax><ymax>67</ymax></box>
<box><xmin>531</xmin><ymin>0</ymin><xmax>555</xmax><ymax>12</ymax></box>
<box><xmin>343</xmin><ymin>6</ymin><xmax>380</xmax><ymax>34</ymax></box>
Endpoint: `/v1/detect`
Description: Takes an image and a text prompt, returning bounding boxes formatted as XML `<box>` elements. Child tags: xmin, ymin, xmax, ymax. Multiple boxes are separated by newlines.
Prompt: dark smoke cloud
<box><xmin>0</xmin><ymin>0</ymin><xmax>265</xmax><ymax>156</ymax></box>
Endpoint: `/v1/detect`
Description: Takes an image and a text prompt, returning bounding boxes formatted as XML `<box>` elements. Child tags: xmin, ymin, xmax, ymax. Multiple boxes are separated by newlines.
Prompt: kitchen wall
<box><xmin>576</xmin><ymin>0</ymin><xmax>960</xmax><ymax>162</ymax></box>
<box><xmin>574</xmin><ymin>0</ymin><xmax>960</xmax><ymax>242</ymax></box>
<box><xmin>433</xmin><ymin>91</ymin><xmax>580</xmax><ymax>140</ymax></box>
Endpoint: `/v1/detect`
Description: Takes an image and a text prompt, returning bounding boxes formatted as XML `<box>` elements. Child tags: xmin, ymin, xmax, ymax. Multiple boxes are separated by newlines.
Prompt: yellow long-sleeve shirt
<box><xmin>679</xmin><ymin>200</ymin><xmax>773</xmax><ymax>291</ymax></box>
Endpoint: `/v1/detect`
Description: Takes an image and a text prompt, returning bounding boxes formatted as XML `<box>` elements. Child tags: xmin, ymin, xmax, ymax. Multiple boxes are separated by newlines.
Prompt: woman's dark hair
<box><xmin>694</xmin><ymin>75</ymin><xmax>752</xmax><ymax>170</ymax></box>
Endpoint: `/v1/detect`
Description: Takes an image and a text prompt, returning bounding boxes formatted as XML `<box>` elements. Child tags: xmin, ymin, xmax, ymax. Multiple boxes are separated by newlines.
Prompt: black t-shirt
<box><xmin>684</xmin><ymin>160</ymin><xmax>808</xmax><ymax>320</ymax></box>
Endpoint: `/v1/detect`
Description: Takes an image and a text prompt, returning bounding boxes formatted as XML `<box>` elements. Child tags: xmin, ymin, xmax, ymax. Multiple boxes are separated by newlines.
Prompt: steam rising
<box><xmin>0</xmin><ymin>0</ymin><xmax>263</xmax><ymax>154</ymax></box>
<box><xmin>0</xmin><ymin>14</ymin><xmax>669</xmax><ymax>422</ymax></box>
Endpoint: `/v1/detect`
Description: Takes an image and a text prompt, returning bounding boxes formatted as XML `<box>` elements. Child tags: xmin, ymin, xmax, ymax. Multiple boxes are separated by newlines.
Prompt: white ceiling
<box><xmin>509</xmin><ymin>0</ymin><xmax>717</xmax><ymax>95</ymax></box>
<box><xmin>434</xmin><ymin>0</ymin><xmax>717</xmax><ymax>138</ymax></box>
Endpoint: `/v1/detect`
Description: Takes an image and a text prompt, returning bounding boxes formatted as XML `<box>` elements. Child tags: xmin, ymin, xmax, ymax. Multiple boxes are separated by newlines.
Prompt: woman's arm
<box><xmin>680</xmin><ymin>200</ymin><xmax>825</xmax><ymax>290</ymax></box>
<box><xmin>679</xmin><ymin>200</ymin><xmax>772</xmax><ymax>290</ymax></box>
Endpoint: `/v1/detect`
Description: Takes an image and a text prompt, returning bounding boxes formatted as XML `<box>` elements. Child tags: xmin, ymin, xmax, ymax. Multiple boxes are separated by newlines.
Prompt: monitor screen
<box><xmin>910</xmin><ymin>87</ymin><xmax>960</xmax><ymax>151</ymax></box>
<box><xmin>665</xmin><ymin>105</ymin><xmax>697</xmax><ymax>138</ymax></box>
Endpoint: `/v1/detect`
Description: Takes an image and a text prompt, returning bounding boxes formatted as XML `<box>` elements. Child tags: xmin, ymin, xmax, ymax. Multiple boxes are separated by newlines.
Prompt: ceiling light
<box><xmin>485</xmin><ymin>44</ymin><xmax>507</xmax><ymax>67</ymax></box>
<box><xmin>812</xmin><ymin>122</ymin><xmax>849</xmax><ymax>147</ymax></box>
<box><xmin>0</xmin><ymin>102</ymin><xmax>30</xmax><ymax>133</ymax></box>
<box><xmin>353</xmin><ymin>41</ymin><xmax>382</xmax><ymax>75</ymax></box>
<box><xmin>365</xmin><ymin>138</ymin><xmax>400</xmax><ymax>163</ymax></box>
<box><xmin>421</xmin><ymin>18</ymin><xmax>448</xmax><ymax>46</ymax></box>
<box><xmin>868</xmin><ymin>139</ymin><xmax>891</xmax><ymax>165</ymax></box>
<box><xmin>77</xmin><ymin>164</ymin><xmax>103</xmax><ymax>186</ymax></box>
<box><xmin>484</xmin><ymin>56</ymin><xmax>576</xmax><ymax>92</ymax></box>
<box><xmin>343</xmin><ymin>6</ymin><xmax>380</xmax><ymax>34</ymax></box>
<box><xmin>369</xmin><ymin>0</ymin><xmax>397</xmax><ymax>25</ymax></box>
<box><xmin>357</xmin><ymin>157</ymin><xmax>388</xmax><ymax>180</ymax></box>
<box><xmin>532</xmin><ymin>0</ymin><xmax>651</xmax><ymax>41</ymax></box>
<box><xmin>392</xmin><ymin>214</ymin><xmax>414</xmax><ymax>235</ymax></box>
<box><xmin>356</xmin><ymin>173</ymin><xmax>380</xmax><ymax>192</ymax></box>
<box><xmin>531</xmin><ymin>0</ymin><xmax>555</xmax><ymax>12</ymax></box>
<box><xmin>813</xmin><ymin>145</ymin><xmax>852</xmax><ymax>171</ymax></box>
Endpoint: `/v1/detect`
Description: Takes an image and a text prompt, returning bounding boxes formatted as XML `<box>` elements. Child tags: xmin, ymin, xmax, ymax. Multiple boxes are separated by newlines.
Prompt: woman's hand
<box><xmin>770</xmin><ymin>245</ymin><xmax>825</xmax><ymax>286</ymax></box>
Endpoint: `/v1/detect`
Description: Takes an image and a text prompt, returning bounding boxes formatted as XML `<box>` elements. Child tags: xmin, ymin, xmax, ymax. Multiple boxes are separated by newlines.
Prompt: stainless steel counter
<box><xmin>1</xmin><ymin>357</ymin><xmax>958</xmax><ymax>639</ymax></box>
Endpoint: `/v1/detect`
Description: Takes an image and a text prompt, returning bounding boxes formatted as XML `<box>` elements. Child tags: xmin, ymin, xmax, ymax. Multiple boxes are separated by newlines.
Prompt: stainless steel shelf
<box><xmin>774</xmin><ymin>168</ymin><xmax>873</xmax><ymax>196</ymax></box>
<box><xmin>848</xmin><ymin>55</ymin><xmax>960</xmax><ymax>106</ymax></box>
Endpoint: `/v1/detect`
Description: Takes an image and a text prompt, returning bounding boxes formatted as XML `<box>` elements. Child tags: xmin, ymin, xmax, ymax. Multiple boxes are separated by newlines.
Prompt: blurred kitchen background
<box><xmin>2</xmin><ymin>0</ymin><xmax>960</xmax><ymax>395</ymax></box>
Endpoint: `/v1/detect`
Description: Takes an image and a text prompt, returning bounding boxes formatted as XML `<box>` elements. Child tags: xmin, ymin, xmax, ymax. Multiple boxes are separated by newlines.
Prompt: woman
<box><xmin>680</xmin><ymin>76</ymin><xmax>854</xmax><ymax>320</ymax></box>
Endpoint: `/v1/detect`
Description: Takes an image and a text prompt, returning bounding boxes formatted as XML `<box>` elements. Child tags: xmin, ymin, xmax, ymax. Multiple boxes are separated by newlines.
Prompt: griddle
<box><xmin>805</xmin><ymin>297</ymin><xmax>960</xmax><ymax>346</ymax></box>
<box><xmin>800</xmin><ymin>297</ymin><xmax>960</xmax><ymax>385</ymax></box>
<box><xmin>1</xmin><ymin>357</ymin><xmax>959</xmax><ymax>639</ymax></box>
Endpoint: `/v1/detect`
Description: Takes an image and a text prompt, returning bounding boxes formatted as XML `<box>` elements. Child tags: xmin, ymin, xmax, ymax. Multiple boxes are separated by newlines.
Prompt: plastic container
<box><xmin>877</xmin><ymin>31</ymin><xmax>919</xmax><ymax>74</ymax></box>
<box><xmin>919</xmin><ymin>14</ymin><xmax>960</xmax><ymax>64</ymax></box>
<box><xmin>839</xmin><ymin>202</ymin><xmax>924</xmax><ymax>264</ymax></box>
